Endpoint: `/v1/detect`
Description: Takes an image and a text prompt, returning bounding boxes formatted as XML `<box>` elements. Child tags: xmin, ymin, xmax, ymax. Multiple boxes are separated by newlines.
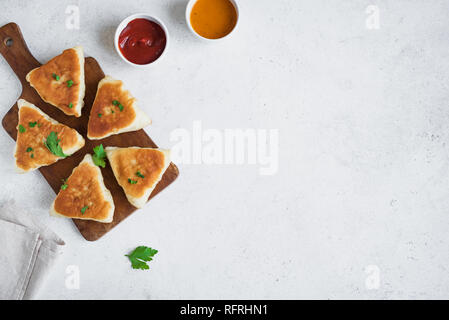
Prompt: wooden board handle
<box><xmin>0</xmin><ymin>22</ymin><xmax>40</xmax><ymax>85</ymax></box>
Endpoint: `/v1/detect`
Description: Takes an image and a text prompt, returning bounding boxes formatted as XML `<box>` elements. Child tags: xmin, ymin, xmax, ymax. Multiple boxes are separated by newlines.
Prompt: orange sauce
<box><xmin>190</xmin><ymin>0</ymin><xmax>237</xmax><ymax>39</ymax></box>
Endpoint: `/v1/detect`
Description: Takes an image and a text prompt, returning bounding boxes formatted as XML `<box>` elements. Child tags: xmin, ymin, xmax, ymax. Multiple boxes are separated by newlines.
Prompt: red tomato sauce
<box><xmin>118</xmin><ymin>18</ymin><xmax>166</xmax><ymax>65</ymax></box>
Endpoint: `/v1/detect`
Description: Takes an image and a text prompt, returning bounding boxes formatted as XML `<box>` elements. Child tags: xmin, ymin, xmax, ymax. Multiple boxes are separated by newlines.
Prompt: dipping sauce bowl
<box><xmin>186</xmin><ymin>0</ymin><xmax>239</xmax><ymax>41</ymax></box>
<box><xmin>114</xmin><ymin>13</ymin><xmax>169</xmax><ymax>67</ymax></box>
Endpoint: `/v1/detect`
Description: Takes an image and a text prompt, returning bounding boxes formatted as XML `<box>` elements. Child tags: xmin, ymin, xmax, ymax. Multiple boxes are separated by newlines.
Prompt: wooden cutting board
<box><xmin>0</xmin><ymin>22</ymin><xmax>179</xmax><ymax>241</ymax></box>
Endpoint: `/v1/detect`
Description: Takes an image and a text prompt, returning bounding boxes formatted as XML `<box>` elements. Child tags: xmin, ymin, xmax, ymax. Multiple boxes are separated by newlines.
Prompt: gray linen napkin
<box><xmin>0</xmin><ymin>199</ymin><xmax>65</xmax><ymax>299</ymax></box>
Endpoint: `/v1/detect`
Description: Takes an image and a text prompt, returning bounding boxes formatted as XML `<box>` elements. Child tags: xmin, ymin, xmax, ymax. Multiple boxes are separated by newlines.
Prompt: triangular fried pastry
<box><xmin>87</xmin><ymin>76</ymin><xmax>151</xmax><ymax>140</ymax></box>
<box><xmin>50</xmin><ymin>154</ymin><xmax>115</xmax><ymax>223</ymax></box>
<box><xmin>14</xmin><ymin>99</ymin><xmax>85</xmax><ymax>173</ymax></box>
<box><xmin>26</xmin><ymin>46</ymin><xmax>85</xmax><ymax>117</ymax></box>
<box><xmin>105</xmin><ymin>147</ymin><xmax>170</xmax><ymax>208</ymax></box>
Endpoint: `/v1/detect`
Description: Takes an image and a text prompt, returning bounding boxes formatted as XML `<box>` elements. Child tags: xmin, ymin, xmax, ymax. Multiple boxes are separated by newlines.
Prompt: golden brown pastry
<box><xmin>26</xmin><ymin>46</ymin><xmax>85</xmax><ymax>117</ymax></box>
<box><xmin>14</xmin><ymin>99</ymin><xmax>84</xmax><ymax>173</ymax></box>
<box><xmin>105</xmin><ymin>146</ymin><xmax>170</xmax><ymax>208</ymax></box>
<box><xmin>87</xmin><ymin>76</ymin><xmax>151</xmax><ymax>140</ymax></box>
<box><xmin>50</xmin><ymin>154</ymin><xmax>115</xmax><ymax>223</ymax></box>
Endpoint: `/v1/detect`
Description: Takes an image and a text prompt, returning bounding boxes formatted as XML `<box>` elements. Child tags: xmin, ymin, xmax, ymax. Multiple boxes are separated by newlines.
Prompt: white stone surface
<box><xmin>1</xmin><ymin>0</ymin><xmax>449</xmax><ymax>299</ymax></box>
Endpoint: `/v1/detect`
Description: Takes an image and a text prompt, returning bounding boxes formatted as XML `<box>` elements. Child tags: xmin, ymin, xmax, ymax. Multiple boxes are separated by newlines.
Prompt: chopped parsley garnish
<box><xmin>136</xmin><ymin>171</ymin><xmax>145</xmax><ymax>178</ymax></box>
<box><xmin>30</xmin><ymin>153</ymin><xmax>34</xmax><ymax>158</ymax></box>
<box><xmin>80</xmin><ymin>205</ymin><xmax>88</xmax><ymax>214</ymax></box>
<box><xmin>67</xmin><ymin>80</ymin><xmax>74</xmax><ymax>88</ymax></box>
<box><xmin>26</xmin><ymin>147</ymin><xmax>33</xmax><ymax>152</ymax></box>
<box><xmin>18</xmin><ymin>124</ymin><xmax>26</xmax><ymax>133</ymax></box>
<box><xmin>92</xmin><ymin>144</ymin><xmax>106</xmax><ymax>168</ymax></box>
<box><xmin>37</xmin><ymin>123</ymin><xmax>42</xmax><ymax>128</ymax></box>
<box><xmin>112</xmin><ymin>100</ymin><xmax>124</xmax><ymax>111</ymax></box>
<box><xmin>61</xmin><ymin>179</ymin><xmax>68</xmax><ymax>190</ymax></box>
<box><xmin>44</xmin><ymin>131</ymin><xmax>66</xmax><ymax>157</ymax></box>
<box><xmin>111</xmin><ymin>109</ymin><xmax>115</xmax><ymax>114</ymax></box>
<box><xmin>52</xmin><ymin>73</ymin><xmax>60</xmax><ymax>81</ymax></box>
<box><xmin>125</xmin><ymin>246</ymin><xmax>158</xmax><ymax>270</ymax></box>
<box><xmin>98</xmin><ymin>113</ymin><xmax>102</xmax><ymax>117</ymax></box>
<box><xmin>128</xmin><ymin>178</ymin><xmax>138</xmax><ymax>184</ymax></box>
<box><xmin>29</xmin><ymin>121</ymin><xmax>37</xmax><ymax>127</ymax></box>
<box><xmin>68</xmin><ymin>103</ymin><xmax>73</xmax><ymax>109</ymax></box>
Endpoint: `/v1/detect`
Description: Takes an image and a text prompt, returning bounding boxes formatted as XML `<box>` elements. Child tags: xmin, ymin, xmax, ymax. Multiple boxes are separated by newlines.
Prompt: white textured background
<box><xmin>1</xmin><ymin>0</ymin><xmax>449</xmax><ymax>299</ymax></box>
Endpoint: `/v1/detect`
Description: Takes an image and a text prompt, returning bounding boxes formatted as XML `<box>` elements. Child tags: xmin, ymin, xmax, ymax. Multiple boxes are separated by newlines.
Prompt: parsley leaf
<box><xmin>26</xmin><ymin>147</ymin><xmax>33</xmax><ymax>152</ymax></box>
<box><xmin>136</xmin><ymin>171</ymin><xmax>145</xmax><ymax>178</ymax></box>
<box><xmin>128</xmin><ymin>178</ymin><xmax>138</xmax><ymax>184</ymax></box>
<box><xmin>81</xmin><ymin>205</ymin><xmax>88</xmax><ymax>214</ymax></box>
<box><xmin>92</xmin><ymin>144</ymin><xmax>106</xmax><ymax>168</ymax></box>
<box><xmin>68</xmin><ymin>103</ymin><xmax>73</xmax><ymax>109</ymax></box>
<box><xmin>61</xmin><ymin>178</ymin><xmax>68</xmax><ymax>190</ymax></box>
<box><xmin>29</xmin><ymin>121</ymin><xmax>37</xmax><ymax>127</ymax></box>
<box><xmin>125</xmin><ymin>246</ymin><xmax>158</xmax><ymax>270</ymax></box>
<box><xmin>112</xmin><ymin>100</ymin><xmax>124</xmax><ymax>111</ymax></box>
<box><xmin>67</xmin><ymin>80</ymin><xmax>74</xmax><ymax>87</ymax></box>
<box><xmin>52</xmin><ymin>73</ymin><xmax>60</xmax><ymax>81</ymax></box>
<box><xmin>18</xmin><ymin>124</ymin><xmax>26</xmax><ymax>133</ymax></box>
<box><xmin>44</xmin><ymin>131</ymin><xmax>67</xmax><ymax>157</ymax></box>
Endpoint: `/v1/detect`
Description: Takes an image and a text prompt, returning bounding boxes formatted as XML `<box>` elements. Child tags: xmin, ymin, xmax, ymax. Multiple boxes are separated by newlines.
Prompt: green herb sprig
<box><xmin>61</xmin><ymin>178</ymin><xmax>68</xmax><ymax>190</ymax></box>
<box><xmin>125</xmin><ymin>246</ymin><xmax>158</xmax><ymax>270</ymax></box>
<box><xmin>112</xmin><ymin>100</ymin><xmax>124</xmax><ymax>112</ymax></box>
<box><xmin>44</xmin><ymin>131</ymin><xmax>67</xmax><ymax>157</ymax></box>
<box><xmin>81</xmin><ymin>205</ymin><xmax>88</xmax><ymax>214</ymax></box>
<box><xmin>92</xmin><ymin>144</ymin><xmax>106</xmax><ymax>168</ymax></box>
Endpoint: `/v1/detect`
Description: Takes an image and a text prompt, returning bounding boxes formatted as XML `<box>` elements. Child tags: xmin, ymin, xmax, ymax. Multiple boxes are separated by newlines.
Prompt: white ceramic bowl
<box><xmin>185</xmin><ymin>0</ymin><xmax>239</xmax><ymax>42</ymax></box>
<box><xmin>114</xmin><ymin>13</ymin><xmax>169</xmax><ymax>67</ymax></box>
